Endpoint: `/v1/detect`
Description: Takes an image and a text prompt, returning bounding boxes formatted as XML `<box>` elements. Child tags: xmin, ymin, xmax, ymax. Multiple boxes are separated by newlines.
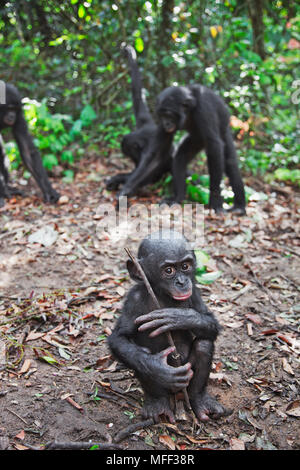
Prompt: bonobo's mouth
<box><xmin>173</xmin><ymin>290</ymin><xmax>192</xmax><ymax>301</ymax></box>
<box><xmin>165</xmin><ymin>125</ymin><xmax>176</xmax><ymax>133</ymax></box>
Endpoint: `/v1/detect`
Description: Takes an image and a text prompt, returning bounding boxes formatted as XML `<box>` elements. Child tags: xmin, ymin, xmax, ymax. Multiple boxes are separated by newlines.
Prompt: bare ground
<box><xmin>0</xmin><ymin>155</ymin><xmax>299</xmax><ymax>451</ymax></box>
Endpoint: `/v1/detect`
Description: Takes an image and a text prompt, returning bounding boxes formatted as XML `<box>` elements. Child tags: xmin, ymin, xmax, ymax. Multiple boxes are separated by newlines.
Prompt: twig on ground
<box><xmin>114</xmin><ymin>418</ymin><xmax>154</xmax><ymax>443</ymax></box>
<box><xmin>43</xmin><ymin>440</ymin><xmax>122</xmax><ymax>450</ymax></box>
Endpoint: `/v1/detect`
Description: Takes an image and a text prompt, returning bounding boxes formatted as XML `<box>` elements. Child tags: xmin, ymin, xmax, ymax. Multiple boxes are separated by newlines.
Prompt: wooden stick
<box><xmin>124</xmin><ymin>247</ymin><xmax>192</xmax><ymax>412</ymax></box>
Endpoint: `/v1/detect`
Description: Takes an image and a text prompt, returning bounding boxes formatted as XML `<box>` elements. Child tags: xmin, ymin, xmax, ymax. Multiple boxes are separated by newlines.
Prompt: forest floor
<box><xmin>0</xmin><ymin>153</ymin><xmax>299</xmax><ymax>452</ymax></box>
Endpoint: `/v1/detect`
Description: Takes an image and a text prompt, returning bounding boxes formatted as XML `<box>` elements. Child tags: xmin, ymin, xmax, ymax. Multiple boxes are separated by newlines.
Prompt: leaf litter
<box><xmin>0</xmin><ymin>156</ymin><xmax>299</xmax><ymax>450</ymax></box>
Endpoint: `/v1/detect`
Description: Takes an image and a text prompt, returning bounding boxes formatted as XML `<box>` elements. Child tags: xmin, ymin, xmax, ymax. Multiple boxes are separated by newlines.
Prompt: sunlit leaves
<box><xmin>78</xmin><ymin>5</ymin><xmax>86</xmax><ymax>19</ymax></box>
<box><xmin>135</xmin><ymin>37</ymin><xmax>144</xmax><ymax>53</ymax></box>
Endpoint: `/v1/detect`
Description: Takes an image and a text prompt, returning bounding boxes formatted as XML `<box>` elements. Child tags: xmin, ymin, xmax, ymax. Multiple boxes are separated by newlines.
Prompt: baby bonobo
<box><xmin>108</xmin><ymin>231</ymin><xmax>228</xmax><ymax>423</ymax></box>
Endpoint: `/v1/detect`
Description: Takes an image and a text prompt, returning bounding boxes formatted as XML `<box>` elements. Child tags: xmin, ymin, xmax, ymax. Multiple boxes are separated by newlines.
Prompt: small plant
<box><xmin>194</xmin><ymin>250</ymin><xmax>221</xmax><ymax>285</ymax></box>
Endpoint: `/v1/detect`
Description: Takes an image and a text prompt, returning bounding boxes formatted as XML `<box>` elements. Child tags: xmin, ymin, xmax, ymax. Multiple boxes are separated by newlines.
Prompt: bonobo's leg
<box><xmin>224</xmin><ymin>128</ymin><xmax>246</xmax><ymax>215</ymax></box>
<box><xmin>205</xmin><ymin>137</ymin><xmax>225</xmax><ymax>213</ymax></box>
<box><xmin>188</xmin><ymin>339</ymin><xmax>228</xmax><ymax>421</ymax></box>
<box><xmin>0</xmin><ymin>137</ymin><xmax>8</xmax><ymax>207</ymax></box>
<box><xmin>12</xmin><ymin>114</ymin><xmax>60</xmax><ymax>203</ymax></box>
<box><xmin>169</xmin><ymin>135</ymin><xmax>202</xmax><ymax>203</ymax></box>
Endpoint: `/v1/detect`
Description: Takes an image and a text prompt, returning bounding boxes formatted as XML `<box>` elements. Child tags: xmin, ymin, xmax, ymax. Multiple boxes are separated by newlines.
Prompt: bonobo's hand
<box><xmin>145</xmin><ymin>346</ymin><xmax>193</xmax><ymax>392</ymax></box>
<box><xmin>136</xmin><ymin>308</ymin><xmax>192</xmax><ymax>337</ymax></box>
<box><xmin>43</xmin><ymin>188</ymin><xmax>60</xmax><ymax>204</ymax></box>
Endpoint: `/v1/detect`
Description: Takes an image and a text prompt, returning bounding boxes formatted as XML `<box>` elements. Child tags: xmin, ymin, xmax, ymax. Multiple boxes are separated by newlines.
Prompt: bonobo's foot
<box><xmin>211</xmin><ymin>206</ymin><xmax>226</xmax><ymax>215</ymax></box>
<box><xmin>43</xmin><ymin>189</ymin><xmax>60</xmax><ymax>204</ymax></box>
<box><xmin>190</xmin><ymin>392</ymin><xmax>231</xmax><ymax>422</ymax></box>
<box><xmin>106</xmin><ymin>177</ymin><xmax>120</xmax><ymax>191</ymax></box>
<box><xmin>142</xmin><ymin>395</ymin><xmax>175</xmax><ymax>423</ymax></box>
<box><xmin>6</xmin><ymin>185</ymin><xmax>25</xmax><ymax>197</ymax></box>
<box><xmin>227</xmin><ymin>205</ymin><xmax>246</xmax><ymax>216</ymax></box>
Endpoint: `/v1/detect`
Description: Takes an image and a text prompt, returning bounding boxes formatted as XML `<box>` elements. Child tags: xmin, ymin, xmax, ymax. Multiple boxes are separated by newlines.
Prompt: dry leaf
<box><xmin>15</xmin><ymin>430</ymin><xmax>25</xmax><ymax>440</ymax></box>
<box><xmin>229</xmin><ymin>438</ymin><xmax>245</xmax><ymax>450</ymax></box>
<box><xmin>159</xmin><ymin>435</ymin><xmax>176</xmax><ymax>450</ymax></box>
<box><xmin>282</xmin><ymin>358</ymin><xmax>294</xmax><ymax>376</ymax></box>
<box><xmin>19</xmin><ymin>359</ymin><xmax>31</xmax><ymax>375</ymax></box>
<box><xmin>286</xmin><ymin>400</ymin><xmax>300</xmax><ymax>417</ymax></box>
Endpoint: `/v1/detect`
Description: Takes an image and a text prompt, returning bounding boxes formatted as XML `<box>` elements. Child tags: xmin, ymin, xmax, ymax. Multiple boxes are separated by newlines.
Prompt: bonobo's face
<box><xmin>156</xmin><ymin>86</ymin><xmax>192</xmax><ymax>133</ymax></box>
<box><xmin>137</xmin><ymin>233</ymin><xmax>195</xmax><ymax>301</ymax></box>
<box><xmin>0</xmin><ymin>106</ymin><xmax>17</xmax><ymax>128</ymax></box>
<box><xmin>158</xmin><ymin>254</ymin><xmax>194</xmax><ymax>300</ymax></box>
<box><xmin>157</xmin><ymin>109</ymin><xmax>179</xmax><ymax>134</ymax></box>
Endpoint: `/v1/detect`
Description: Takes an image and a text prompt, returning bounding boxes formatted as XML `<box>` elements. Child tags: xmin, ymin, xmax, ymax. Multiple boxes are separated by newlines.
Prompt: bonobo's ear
<box><xmin>127</xmin><ymin>259</ymin><xmax>143</xmax><ymax>282</ymax></box>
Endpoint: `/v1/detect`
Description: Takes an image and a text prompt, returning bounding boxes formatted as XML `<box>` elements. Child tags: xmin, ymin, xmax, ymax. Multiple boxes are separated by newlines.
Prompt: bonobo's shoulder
<box><xmin>190</xmin><ymin>84</ymin><xmax>222</xmax><ymax>100</ymax></box>
<box><xmin>123</xmin><ymin>284</ymin><xmax>151</xmax><ymax>315</ymax></box>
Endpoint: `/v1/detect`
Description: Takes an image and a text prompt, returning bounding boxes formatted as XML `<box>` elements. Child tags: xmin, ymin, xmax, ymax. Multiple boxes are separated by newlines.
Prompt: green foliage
<box><xmin>194</xmin><ymin>250</ymin><xmax>221</xmax><ymax>285</ymax></box>
<box><xmin>4</xmin><ymin>98</ymin><xmax>97</xmax><ymax>174</ymax></box>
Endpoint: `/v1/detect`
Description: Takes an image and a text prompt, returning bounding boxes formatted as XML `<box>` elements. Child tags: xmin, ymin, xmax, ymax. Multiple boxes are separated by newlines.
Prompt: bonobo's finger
<box><xmin>137</xmin><ymin>318</ymin><xmax>166</xmax><ymax>333</ymax></box>
<box><xmin>173</xmin><ymin>369</ymin><xmax>193</xmax><ymax>385</ymax></box>
<box><xmin>149</xmin><ymin>324</ymin><xmax>173</xmax><ymax>337</ymax></box>
<box><xmin>159</xmin><ymin>346</ymin><xmax>176</xmax><ymax>362</ymax></box>
<box><xmin>135</xmin><ymin>310</ymin><xmax>164</xmax><ymax>325</ymax></box>
<box><xmin>171</xmin><ymin>362</ymin><xmax>192</xmax><ymax>376</ymax></box>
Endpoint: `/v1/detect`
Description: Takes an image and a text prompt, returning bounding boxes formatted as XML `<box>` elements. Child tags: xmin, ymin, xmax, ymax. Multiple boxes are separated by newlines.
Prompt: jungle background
<box><xmin>0</xmin><ymin>0</ymin><xmax>299</xmax><ymax>452</ymax></box>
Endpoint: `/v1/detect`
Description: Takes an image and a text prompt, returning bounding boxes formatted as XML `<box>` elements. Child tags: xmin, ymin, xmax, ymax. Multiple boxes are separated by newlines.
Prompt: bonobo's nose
<box><xmin>176</xmin><ymin>275</ymin><xmax>186</xmax><ymax>286</ymax></box>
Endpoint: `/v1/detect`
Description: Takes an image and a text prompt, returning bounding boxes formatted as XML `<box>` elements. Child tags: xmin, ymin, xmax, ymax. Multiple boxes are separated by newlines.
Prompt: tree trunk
<box><xmin>247</xmin><ymin>0</ymin><xmax>266</xmax><ymax>59</ymax></box>
<box><xmin>157</xmin><ymin>0</ymin><xmax>175</xmax><ymax>88</ymax></box>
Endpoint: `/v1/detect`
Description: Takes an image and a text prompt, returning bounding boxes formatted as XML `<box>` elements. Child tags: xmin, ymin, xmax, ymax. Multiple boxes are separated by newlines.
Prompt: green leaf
<box><xmin>62</xmin><ymin>169</ymin><xmax>74</xmax><ymax>183</ymax></box>
<box><xmin>41</xmin><ymin>355</ymin><xmax>59</xmax><ymax>365</ymax></box>
<box><xmin>78</xmin><ymin>5</ymin><xmax>86</xmax><ymax>18</ymax></box>
<box><xmin>195</xmin><ymin>271</ymin><xmax>222</xmax><ymax>285</ymax></box>
<box><xmin>80</xmin><ymin>105</ymin><xmax>97</xmax><ymax>126</ymax></box>
<box><xmin>195</xmin><ymin>250</ymin><xmax>210</xmax><ymax>273</ymax></box>
<box><xmin>43</xmin><ymin>154</ymin><xmax>58</xmax><ymax>169</ymax></box>
<box><xmin>135</xmin><ymin>37</ymin><xmax>144</xmax><ymax>53</ymax></box>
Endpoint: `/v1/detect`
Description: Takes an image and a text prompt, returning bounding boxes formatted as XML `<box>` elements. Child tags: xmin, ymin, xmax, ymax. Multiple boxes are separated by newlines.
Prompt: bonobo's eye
<box><xmin>163</xmin><ymin>266</ymin><xmax>176</xmax><ymax>277</ymax></box>
<box><xmin>181</xmin><ymin>262</ymin><xmax>192</xmax><ymax>272</ymax></box>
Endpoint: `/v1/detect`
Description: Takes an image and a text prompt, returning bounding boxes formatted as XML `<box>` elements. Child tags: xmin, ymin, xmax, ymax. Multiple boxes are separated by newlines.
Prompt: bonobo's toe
<box><xmin>191</xmin><ymin>393</ymin><xmax>231</xmax><ymax>422</ymax></box>
<box><xmin>142</xmin><ymin>396</ymin><xmax>175</xmax><ymax>423</ymax></box>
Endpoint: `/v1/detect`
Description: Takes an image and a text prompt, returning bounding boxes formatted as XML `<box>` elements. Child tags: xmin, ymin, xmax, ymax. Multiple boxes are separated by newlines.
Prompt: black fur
<box><xmin>0</xmin><ymin>83</ymin><xmax>59</xmax><ymax>207</ymax></box>
<box><xmin>156</xmin><ymin>85</ymin><xmax>246</xmax><ymax>214</ymax></box>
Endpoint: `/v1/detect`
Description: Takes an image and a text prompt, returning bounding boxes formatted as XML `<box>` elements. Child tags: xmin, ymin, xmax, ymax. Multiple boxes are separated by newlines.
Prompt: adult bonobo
<box><xmin>156</xmin><ymin>85</ymin><xmax>246</xmax><ymax>214</ymax></box>
<box><xmin>108</xmin><ymin>231</ymin><xmax>229</xmax><ymax>423</ymax></box>
<box><xmin>0</xmin><ymin>83</ymin><xmax>59</xmax><ymax>207</ymax></box>
<box><xmin>106</xmin><ymin>44</ymin><xmax>172</xmax><ymax>197</ymax></box>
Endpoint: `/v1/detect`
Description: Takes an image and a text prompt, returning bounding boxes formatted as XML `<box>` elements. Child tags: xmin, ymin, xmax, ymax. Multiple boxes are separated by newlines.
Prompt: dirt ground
<box><xmin>0</xmin><ymin>155</ymin><xmax>299</xmax><ymax>451</ymax></box>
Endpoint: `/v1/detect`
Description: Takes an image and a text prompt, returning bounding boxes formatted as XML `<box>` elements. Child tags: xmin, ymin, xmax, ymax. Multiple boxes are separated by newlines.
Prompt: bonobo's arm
<box><xmin>135</xmin><ymin>288</ymin><xmax>220</xmax><ymax>341</ymax></box>
<box><xmin>12</xmin><ymin>112</ymin><xmax>60</xmax><ymax>203</ymax></box>
<box><xmin>108</xmin><ymin>288</ymin><xmax>193</xmax><ymax>392</ymax></box>
<box><xmin>118</xmin><ymin>127</ymin><xmax>173</xmax><ymax>197</ymax></box>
